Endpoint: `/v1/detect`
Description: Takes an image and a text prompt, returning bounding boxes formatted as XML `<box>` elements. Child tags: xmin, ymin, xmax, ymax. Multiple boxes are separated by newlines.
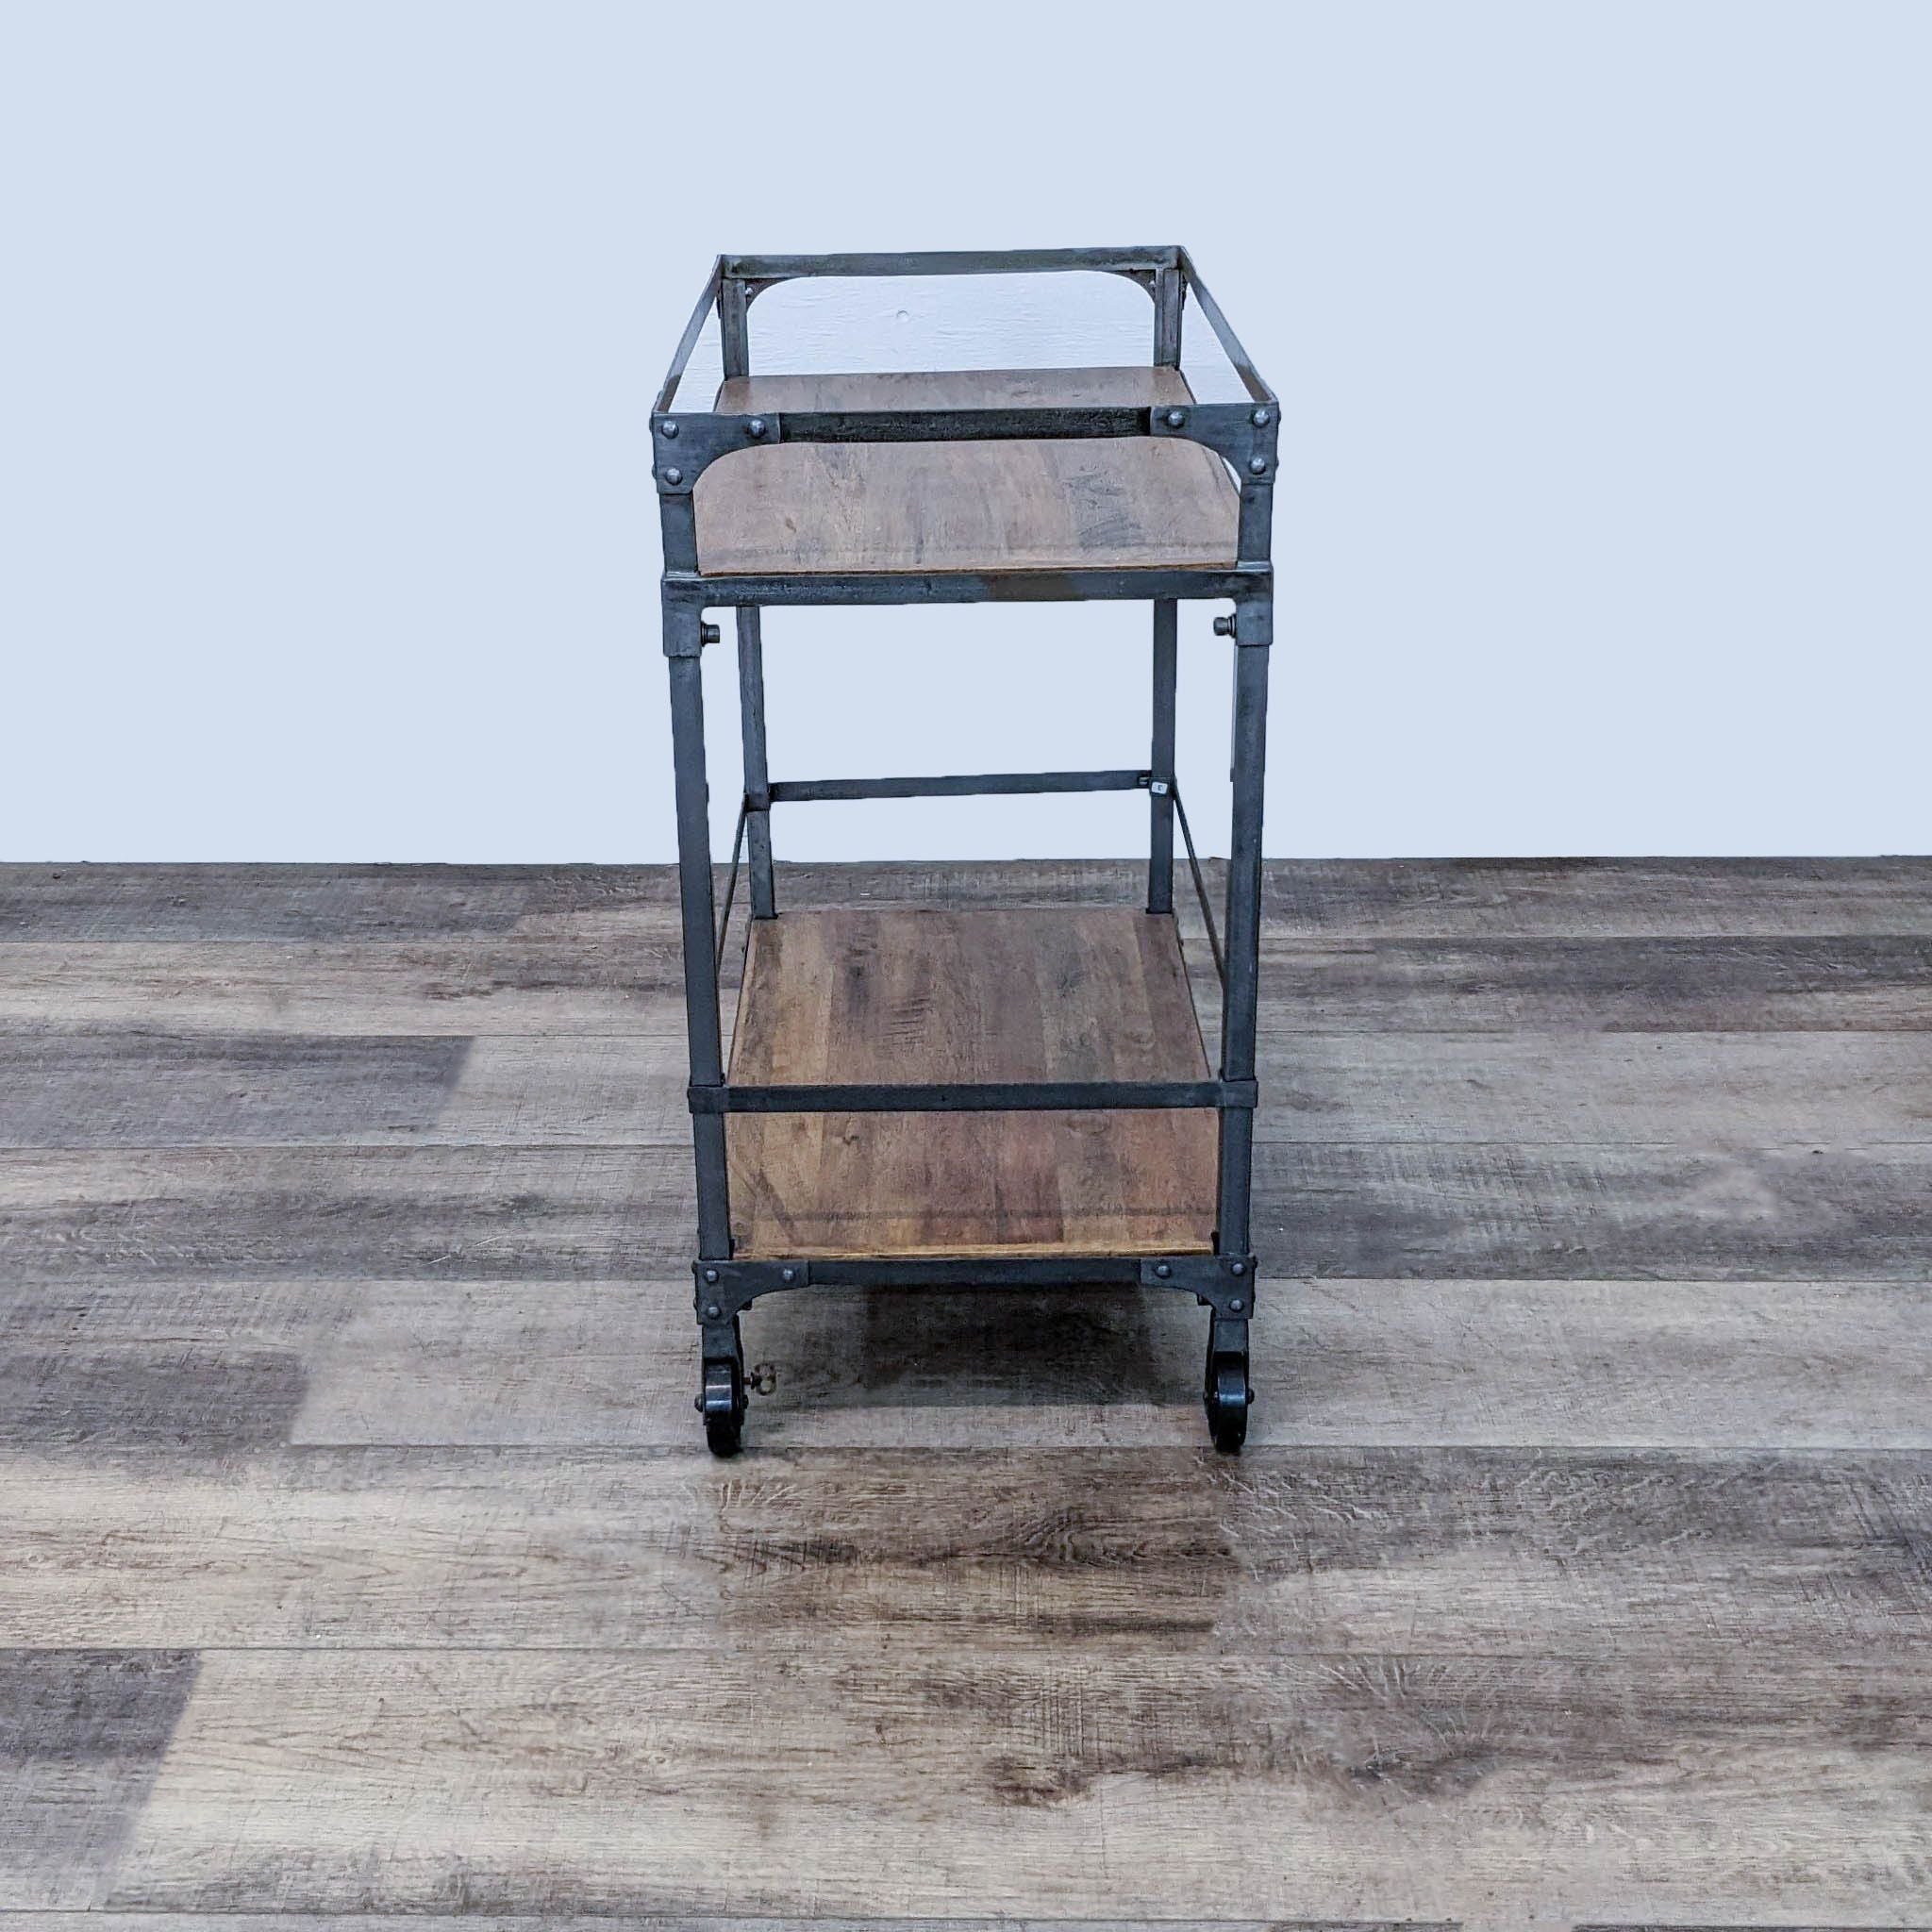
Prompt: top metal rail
<box><xmin>724</xmin><ymin>245</ymin><xmax>1180</xmax><ymax>282</ymax></box>
<box><xmin>1175</xmin><ymin>248</ymin><xmax>1272</xmax><ymax>405</ymax></box>
<box><xmin>653</xmin><ymin>255</ymin><xmax>726</xmax><ymax>415</ymax></box>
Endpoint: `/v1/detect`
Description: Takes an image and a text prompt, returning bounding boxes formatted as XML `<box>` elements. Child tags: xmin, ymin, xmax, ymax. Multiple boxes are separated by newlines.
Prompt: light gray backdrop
<box><xmin>3</xmin><ymin>1</ymin><xmax>1926</xmax><ymax>861</ymax></box>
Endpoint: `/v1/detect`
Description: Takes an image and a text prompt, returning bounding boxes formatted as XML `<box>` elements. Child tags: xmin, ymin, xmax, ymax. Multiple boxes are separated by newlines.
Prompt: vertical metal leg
<box><xmin>1147</xmin><ymin>599</ymin><xmax>1177</xmax><ymax>914</ymax></box>
<box><xmin>665</xmin><ymin>609</ymin><xmax>731</xmax><ymax>1259</ymax></box>
<box><xmin>737</xmin><ymin>607</ymin><xmax>775</xmax><ymax>920</ymax></box>
<box><xmin>1209</xmin><ymin>594</ymin><xmax>1263</xmax><ymax>1455</ymax></box>
<box><xmin>1154</xmin><ymin>263</ymin><xmax>1184</xmax><ymax>367</ymax></box>
<box><xmin>719</xmin><ymin>276</ymin><xmax>750</xmax><ymax>382</ymax></box>
<box><xmin>1216</xmin><ymin>602</ymin><xmax>1271</xmax><ymax>1257</ymax></box>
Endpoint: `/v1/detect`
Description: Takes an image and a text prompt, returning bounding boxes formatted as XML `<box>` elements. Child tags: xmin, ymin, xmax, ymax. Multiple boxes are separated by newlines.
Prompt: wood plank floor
<box><xmin>2</xmin><ymin>858</ymin><xmax>1929</xmax><ymax>1930</ymax></box>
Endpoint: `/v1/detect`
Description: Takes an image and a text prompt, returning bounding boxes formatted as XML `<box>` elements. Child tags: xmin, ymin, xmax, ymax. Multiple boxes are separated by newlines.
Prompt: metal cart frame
<box><xmin>653</xmin><ymin>245</ymin><xmax>1274</xmax><ymax>1452</ymax></box>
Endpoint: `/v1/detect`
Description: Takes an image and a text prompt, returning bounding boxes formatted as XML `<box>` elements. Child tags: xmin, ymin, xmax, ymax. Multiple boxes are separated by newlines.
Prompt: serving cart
<box><xmin>653</xmin><ymin>246</ymin><xmax>1274</xmax><ymax>1454</ymax></box>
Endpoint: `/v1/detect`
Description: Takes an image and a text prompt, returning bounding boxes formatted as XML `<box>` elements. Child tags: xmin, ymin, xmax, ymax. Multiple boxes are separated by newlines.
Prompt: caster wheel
<box><xmin>1204</xmin><ymin>1355</ymin><xmax>1251</xmax><ymax>1454</ymax></box>
<box><xmin>699</xmin><ymin>1356</ymin><xmax>744</xmax><ymax>1457</ymax></box>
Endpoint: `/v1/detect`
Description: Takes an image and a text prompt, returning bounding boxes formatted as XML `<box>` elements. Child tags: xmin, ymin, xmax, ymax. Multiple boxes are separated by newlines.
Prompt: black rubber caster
<box><xmin>699</xmin><ymin>1355</ymin><xmax>745</xmax><ymax>1457</ymax></box>
<box><xmin>1204</xmin><ymin>1351</ymin><xmax>1251</xmax><ymax>1453</ymax></box>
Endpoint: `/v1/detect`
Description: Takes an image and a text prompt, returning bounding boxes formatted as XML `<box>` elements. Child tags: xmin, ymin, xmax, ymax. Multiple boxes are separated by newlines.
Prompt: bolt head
<box><xmin>1248</xmin><ymin>456</ymin><xmax>1268</xmax><ymax>475</ymax></box>
<box><xmin>703</xmin><ymin>1268</ymin><xmax>719</xmax><ymax>1284</ymax></box>
<box><xmin>1230</xmin><ymin>1296</ymin><xmax>1244</xmax><ymax>1313</ymax></box>
<box><xmin>1213</xmin><ymin>613</ymin><xmax>1236</xmax><ymax>638</ymax></box>
<box><xmin>698</xmin><ymin>621</ymin><xmax>721</xmax><ymax>645</ymax></box>
<box><xmin>660</xmin><ymin>420</ymin><xmax>678</xmax><ymax>439</ymax></box>
<box><xmin>780</xmin><ymin>1267</ymin><xmax>796</xmax><ymax>1284</ymax></box>
<box><xmin>705</xmin><ymin>1303</ymin><xmax>721</xmax><ymax>1319</ymax></box>
<box><xmin>662</xmin><ymin>465</ymin><xmax>683</xmax><ymax>486</ymax></box>
<box><xmin>1230</xmin><ymin>1259</ymin><xmax>1246</xmax><ymax>1276</ymax></box>
<box><xmin>1165</xmin><ymin>408</ymin><xmax>1186</xmax><ymax>428</ymax></box>
<box><xmin>1155</xmin><ymin>1261</ymin><xmax>1172</xmax><ymax>1279</ymax></box>
<box><xmin>1251</xmin><ymin>408</ymin><xmax>1269</xmax><ymax>427</ymax></box>
<box><xmin>746</xmin><ymin>416</ymin><xmax>766</xmax><ymax>436</ymax></box>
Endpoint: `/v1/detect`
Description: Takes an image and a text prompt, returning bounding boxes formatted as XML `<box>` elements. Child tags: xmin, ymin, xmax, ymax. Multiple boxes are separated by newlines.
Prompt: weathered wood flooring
<box><xmin>2</xmin><ymin>857</ymin><xmax>1929</xmax><ymax>1930</ymax></box>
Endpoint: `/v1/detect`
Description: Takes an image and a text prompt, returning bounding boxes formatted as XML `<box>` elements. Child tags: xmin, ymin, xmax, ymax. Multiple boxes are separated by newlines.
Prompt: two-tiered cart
<box><xmin>653</xmin><ymin>247</ymin><xmax>1274</xmax><ymax>1453</ymax></box>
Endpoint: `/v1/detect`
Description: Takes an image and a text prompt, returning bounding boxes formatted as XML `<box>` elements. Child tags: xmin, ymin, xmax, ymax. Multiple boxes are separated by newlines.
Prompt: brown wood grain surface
<box><xmin>101</xmin><ymin>1645</ymin><xmax>1932</xmax><ymax>1920</ymax></box>
<box><xmin>7</xmin><ymin>1140</ymin><xmax>1930</xmax><ymax>1280</ymax></box>
<box><xmin>5</xmin><ymin>1274</ymin><xmax>1928</xmax><ymax>1451</ymax></box>
<box><xmin>6</xmin><ymin>1443</ymin><xmax>1927</xmax><ymax>1654</ymax></box>
<box><xmin>695</xmin><ymin>368</ymin><xmax>1240</xmax><ymax>575</ymax></box>
<box><xmin>10</xmin><ymin>1027</ymin><xmax>1932</xmax><ymax>1151</ymax></box>
<box><xmin>4</xmin><ymin>859</ymin><xmax>1930</xmax><ymax>1928</ymax></box>
<box><xmin>726</xmin><ymin>908</ymin><xmax>1218</xmax><ymax>1256</ymax></box>
<box><xmin>9</xmin><ymin>857</ymin><xmax>1931</xmax><ymax>939</ymax></box>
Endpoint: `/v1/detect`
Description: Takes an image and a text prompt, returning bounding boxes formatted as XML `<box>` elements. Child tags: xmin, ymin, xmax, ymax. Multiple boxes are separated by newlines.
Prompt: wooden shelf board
<box><xmin>694</xmin><ymin>367</ymin><xmax>1240</xmax><ymax>577</ymax></box>
<box><xmin>726</xmin><ymin>907</ymin><xmax>1218</xmax><ymax>1260</ymax></box>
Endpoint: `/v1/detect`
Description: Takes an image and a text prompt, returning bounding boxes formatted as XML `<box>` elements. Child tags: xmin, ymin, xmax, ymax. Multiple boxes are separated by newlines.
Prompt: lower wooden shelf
<box><xmin>726</xmin><ymin>907</ymin><xmax>1219</xmax><ymax>1259</ymax></box>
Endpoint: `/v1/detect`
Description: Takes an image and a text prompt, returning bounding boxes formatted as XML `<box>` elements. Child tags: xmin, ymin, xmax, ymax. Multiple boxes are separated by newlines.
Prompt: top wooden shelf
<box><xmin>691</xmin><ymin>367</ymin><xmax>1241</xmax><ymax>577</ymax></box>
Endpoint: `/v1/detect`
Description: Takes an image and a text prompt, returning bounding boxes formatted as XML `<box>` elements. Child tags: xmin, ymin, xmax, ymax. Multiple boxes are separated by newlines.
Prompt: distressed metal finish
<box><xmin>692</xmin><ymin>1253</ymin><xmax>1260</xmax><ymax>1325</ymax></box>
<box><xmin>717</xmin><ymin>274</ymin><xmax>750</xmax><ymax>382</ymax></box>
<box><xmin>1214</xmin><ymin>623</ymin><xmax>1272</xmax><ymax>1258</ymax></box>
<box><xmin>1153</xmin><ymin>260</ymin><xmax>1185</xmax><ymax>367</ymax></box>
<box><xmin>691</xmin><ymin>1078</ymin><xmax>1254</xmax><ymax>1114</ymax></box>
<box><xmin>666</xmin><ymin>565</ymin><xmax>1267</xmax><ymax>608</ymax></box>
<box><xmin>662</xmin><ymin>608</ymin><xmax>730</xmax><ymax>1261</ymax></box>
<box><xmin>721</xmin><ymin>244</ymin><xmax>1181</xmax><ymax>281</ymax></box>
<box><xmin>735</xmin><ymin>608</ymin><xmax>774</xmax><ymax>918</ymax></box>
<box><xmin>1148</xmin><ymin>600</ymin><xmax>1178</xmax><ymax>913</ymax></box>
<box><xmin>1174</xmin><ymin>785</ymin><xmax>1227</xmax><ymax>983</ymax></box>
<box><xmin>655</xmin><ymin>247</ymin><xmax>1275</xmax><ymax>1451</ymax></box>
<box><xmin>651</xmin><ymin>411</ymin><xmax>776</xmax><ymax>495</ymax></box>
<box><xmin>650</xmin><ymin>255</ymin><xmax>722</xmax><ymax>415</ymax></box>
<box><xmin>771</xmin><ymin>769</ymin><xmax>1148</xmax><ymax>803</ymax></box>
<box><xmin>712</xmin><ymin>801</ymin><xmax>749</xmax><ymax>958</ymax></box>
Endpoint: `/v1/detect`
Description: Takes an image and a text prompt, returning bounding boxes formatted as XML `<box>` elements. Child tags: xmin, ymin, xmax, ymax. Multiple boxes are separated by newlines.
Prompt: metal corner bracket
<box><xmin>652</xmin><ymin>411</ymin><xmax>781</xmax><ymax>494</ymax></box>
<box><xmin>1138</xmin><ymin>1254</ymin><xmax>1260</xmax><ymax>1316</ymax></box>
